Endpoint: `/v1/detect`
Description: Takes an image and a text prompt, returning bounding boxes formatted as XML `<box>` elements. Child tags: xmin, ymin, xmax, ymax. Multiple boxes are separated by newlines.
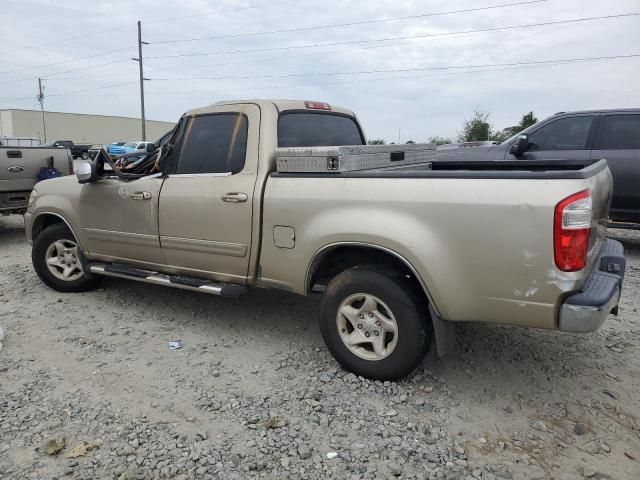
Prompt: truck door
<box><xmin>506</xmin><ymin>114</ymin><xmax>595</xmax><ymax>161</ymax></box>
<box><xmin>590</xmin><ymin>113</ymin><xmax>640</xmax><ymax>223</ymax></box>
<box><xmin>77</xmin><ymin>175</ymin><xmax>165</xmax><ymax>265</ymax></box>
<box><xmin>158</xmin><ymin>104</ymin><xmax>260</xmax><ymax>284</ymax></box>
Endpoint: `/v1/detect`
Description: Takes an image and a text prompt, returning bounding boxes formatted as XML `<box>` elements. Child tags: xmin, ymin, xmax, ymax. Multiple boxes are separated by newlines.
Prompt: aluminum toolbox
<box><xmin>276</xmin><ymin>143</ymin><xmax>436</xmax><ymax>173</ymax></box>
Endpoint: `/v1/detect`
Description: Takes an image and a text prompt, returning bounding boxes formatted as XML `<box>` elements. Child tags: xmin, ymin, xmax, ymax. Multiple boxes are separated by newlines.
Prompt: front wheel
<box><xmin>80</xmin><ymin>151</ymin><xmax>89</xmax><ymax>160</ymax></box>
<box><xmin>320</xmin><ymin>267</ymin><xmax>431</xmax><ymax>380</ymax></box>
<box><xmin>32</xmin><ymin>224</ymin><xmax>100</xmax><ymax>292</ymax></box>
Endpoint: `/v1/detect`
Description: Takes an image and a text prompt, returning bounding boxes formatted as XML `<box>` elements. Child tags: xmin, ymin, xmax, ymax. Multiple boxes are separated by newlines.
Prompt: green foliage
<box><xmin>405</xmin><ymin>140</ymin><xmax>415</xmax><ymax>144</ymax></box>
<box><xmin>368</xmin><ymin>139</ymin><xmax>386</xmax><ymax>145</ymax></box>
<box><xmin>428</xmin><ymin>136</ymin><xmax>453</xmax><ymax>146</ymax></box>
<box><xmin>457</xmin><ymin>109</ymin><xmax>492</xmax><ymax>142</ymax></box>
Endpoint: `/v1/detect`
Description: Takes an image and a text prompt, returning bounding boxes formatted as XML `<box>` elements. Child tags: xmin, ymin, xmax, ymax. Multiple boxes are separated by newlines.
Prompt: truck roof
<box><xmin>185</xmin><ymin>99</ymin><xmax>357</xmax><ymax>117</ymax></box>
<box><xmin>553</xmin><ymin>108</ymin><xmax>640</xmax><ymax>116</ymax></box>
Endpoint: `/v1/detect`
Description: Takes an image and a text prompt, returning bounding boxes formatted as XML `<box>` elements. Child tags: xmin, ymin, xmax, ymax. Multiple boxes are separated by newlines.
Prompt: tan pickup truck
<box><xmin>1</xmin><ymin>145</ymin><xmax>72</xmax><ymax>215</ymax></box>
<box><xmin>24</xmin><ymin>100</ymin><xmax>626</xmax><ymax>380</ymax></box>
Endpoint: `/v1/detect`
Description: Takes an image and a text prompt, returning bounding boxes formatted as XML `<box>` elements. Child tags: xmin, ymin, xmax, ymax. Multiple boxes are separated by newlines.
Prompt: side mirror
<box><xmin>508</xmin><ymin>134</ymin><xmax>529</xmax><ymax>157</ymax></box>
<box><xmin>76</xmin><ymin>160</ymin><xmax>97</xmax><ymax>184</ymax></box>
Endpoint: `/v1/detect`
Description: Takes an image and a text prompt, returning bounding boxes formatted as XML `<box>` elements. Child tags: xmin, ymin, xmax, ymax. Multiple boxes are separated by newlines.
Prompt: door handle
<box><xmin>130</xmin><ymin>191</ymin><xmax>152</xmax><ymax>200</ymax></box>
<box><xmin>222</xmin><ymin>192</ymin><xmax>248</xmax><ymax>203</ymax></box>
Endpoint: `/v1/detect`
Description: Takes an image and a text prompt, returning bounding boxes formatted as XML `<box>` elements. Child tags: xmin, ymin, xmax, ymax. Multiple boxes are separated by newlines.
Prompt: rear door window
<box><xmin>278</xmin><ymin>112</ymin><xmax>364</xmax><ymax>147</ymax></box>
<box><xmin>594</xmin><ymin>114</ymin><xmax>640</xmax><ymax>149</ymax></box>
<box><xmin>528</xmin><ymin>116</ymin><xmax>594</xmax><ymax>150</ymax></box>
<box><xmin>176</xmin><ymin>113</ymin><xmax>248</xmax><ymax>174</ymax></box>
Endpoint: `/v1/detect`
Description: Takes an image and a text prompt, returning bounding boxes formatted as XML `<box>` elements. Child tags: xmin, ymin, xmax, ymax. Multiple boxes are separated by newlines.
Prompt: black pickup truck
<box><xmin>437</xmin><ymin>109</ymin><xmax>640</xmax><ymax>226</ymax></box>
<box><xmin>45</xmin><ymin>140</ymin><xmax>92</xmax><ymax>160</ymax></box>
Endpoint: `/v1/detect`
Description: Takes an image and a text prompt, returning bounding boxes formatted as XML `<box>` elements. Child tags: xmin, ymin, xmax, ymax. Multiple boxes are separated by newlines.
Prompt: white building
<box><xmin>0</xmin><ymin>109</ymin><xmax>175</xmax><ymax>145</ymax></box>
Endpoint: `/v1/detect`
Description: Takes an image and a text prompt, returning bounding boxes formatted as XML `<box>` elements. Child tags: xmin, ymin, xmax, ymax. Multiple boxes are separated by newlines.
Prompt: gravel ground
<box><xmin>1</xmin><ymin>215</ymin><xmax>639</xmax><ymax>480</ymax></box>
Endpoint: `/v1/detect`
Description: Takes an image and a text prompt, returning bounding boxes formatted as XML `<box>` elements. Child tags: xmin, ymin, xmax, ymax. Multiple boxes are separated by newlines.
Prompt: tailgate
<box><xmin>584</xmin><ymin>160</ymin><xmax>614</xmax><ymax>270</ymax></box>
<box><xmin>0</xmin><ymin>147</ymin><xmax>71</xmax><ymax>192</ymax></box>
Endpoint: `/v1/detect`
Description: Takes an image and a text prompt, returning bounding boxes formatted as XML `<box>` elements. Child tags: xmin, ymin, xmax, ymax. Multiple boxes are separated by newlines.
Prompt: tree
<box><xmin>368</xmin><ymin>139</ymin><xmax>386</xmax><ymax>145</ymax></box>
<box><xmin>457</xmin><ymin>109</ymin><xmax>492</xmax><ymax>142</ymax></box>
<box><xmin>405</xmin><ymin>140</ymin><xmax>415</xmax><ymax>144</ymax></box>
<box><xmin>428</xmin><ymin>136</ymin><xmax>453</xmax><ymax>146</ymax></box>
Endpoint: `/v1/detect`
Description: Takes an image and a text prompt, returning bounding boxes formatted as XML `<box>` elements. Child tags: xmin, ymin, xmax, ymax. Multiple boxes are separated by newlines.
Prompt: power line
<box><xmin>144</xmin><ymin>53</ymin><xmax>639</xmax><ymax>96</ymax></box>
<box><xmin>0</xmin><ymin>46</ymin><xmax>135</xmax><ymax>76</ymax></box>
<box><xmin>0</xmin><ymin>81</ymin><xmax>138</xmax><ymax>103</ymax></box>
<box><xmin>150</xmin><ymin>0</ymin><xmax>547</xmax><ymax>45</ymax></box>
<box><xmin>144</xmin><ymin>12</ymin><xmax>640</xmax><ymax>60</ymax></box>
<box><xmin>0</xmin><ymin>59</ymin><xmax>133</xmax><ymax>87</ymax></box>
<box><xmin>147</xmin><ymin>53</ymin><xmax>640</xmax><ymax>85</ymax></box>
<box><xmin>5</xmin><ymin>53</ymin><xmax>636</xmax><ymax>102</ymax></box>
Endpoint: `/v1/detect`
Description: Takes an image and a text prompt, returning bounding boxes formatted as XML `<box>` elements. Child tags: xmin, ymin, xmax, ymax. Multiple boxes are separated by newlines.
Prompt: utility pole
<box><xmin>131</xmin><ymin>21</ymin><xmax>149</xmax><ymax>140</ymax></box>
<box><xmin>37</xmin><ymin>78</ymin><xmax>47</xmax><ymax>143</ymax></box>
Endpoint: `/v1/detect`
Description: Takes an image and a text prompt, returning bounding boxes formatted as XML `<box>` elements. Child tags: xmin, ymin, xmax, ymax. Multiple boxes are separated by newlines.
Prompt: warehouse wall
<box><xmin>0</xmin><ymin>109</ymin><xmax>175</xmax><ymax>144</ymax></box>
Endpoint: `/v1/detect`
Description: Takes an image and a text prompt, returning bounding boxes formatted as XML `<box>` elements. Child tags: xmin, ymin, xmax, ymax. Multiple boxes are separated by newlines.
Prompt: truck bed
<box><xmin>261</xmin><ymin>158</ymin><xmax>613</xmax><ymax>330</ymax></box>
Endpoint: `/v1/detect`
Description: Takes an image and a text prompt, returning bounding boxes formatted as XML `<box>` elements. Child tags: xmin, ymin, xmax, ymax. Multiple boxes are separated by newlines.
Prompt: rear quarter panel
<box><xmin>260</xmin><ymin>174</ymin><xmax>605</xmax><ymax>329</ymax></box>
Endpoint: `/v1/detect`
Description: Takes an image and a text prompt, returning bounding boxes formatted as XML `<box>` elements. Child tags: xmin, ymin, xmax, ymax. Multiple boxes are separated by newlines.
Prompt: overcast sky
<box><xmin>1</xmin><ymin>0</ymin><xmax>639</xmax><ymax>141</ymax></box>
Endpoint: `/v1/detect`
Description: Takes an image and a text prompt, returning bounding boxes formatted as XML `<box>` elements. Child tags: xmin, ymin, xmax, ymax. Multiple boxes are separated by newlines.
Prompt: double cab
<box><xmin>24</xmin><ymin>100</ymin><xmax>626</xmax><ymax>379</ymax></box>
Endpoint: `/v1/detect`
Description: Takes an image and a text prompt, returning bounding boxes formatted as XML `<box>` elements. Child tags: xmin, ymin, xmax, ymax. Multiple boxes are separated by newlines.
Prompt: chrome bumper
<box><xmin>559</xmin><ymin>239</ymin><xmax>625</xmax><ymax>333</ymax></box>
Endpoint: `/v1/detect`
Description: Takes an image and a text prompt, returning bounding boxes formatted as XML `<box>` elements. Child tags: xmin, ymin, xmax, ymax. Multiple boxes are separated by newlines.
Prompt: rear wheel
<box><xmin>32</xmin><ymin>224</ymin><xmax>100</xmax><ymax>292</ymax></box>
<box><xmin>80</xmin><ymin>151</ymin><xmax>89</xmax><ymax>160</ymax></box>
<box><xmin>320</xmin><ymin>267</ymin><xmax>431</xmax><ymax>380</ymax></box>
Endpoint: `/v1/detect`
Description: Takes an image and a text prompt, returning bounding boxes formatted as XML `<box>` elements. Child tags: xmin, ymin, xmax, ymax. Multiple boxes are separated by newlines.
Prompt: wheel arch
<box><xmin>306</xmin><ymin>242</ymin><xmax>440</xmax><ymax>317</ymax></box>
<box><xmin>31</xmin><ymin>212</ymin><xmax>84</xmax><ymax>251</ymax></box>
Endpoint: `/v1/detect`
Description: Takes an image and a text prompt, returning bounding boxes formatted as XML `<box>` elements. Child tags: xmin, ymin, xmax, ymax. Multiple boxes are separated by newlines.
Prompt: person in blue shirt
<box><xmin>37</xmin><ymin>156</ymin><xmax>63</xmax><ymax>182</ymax></box>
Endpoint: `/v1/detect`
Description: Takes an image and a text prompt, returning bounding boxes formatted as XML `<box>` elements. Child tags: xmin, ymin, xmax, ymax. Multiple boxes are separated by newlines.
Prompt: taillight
<box><xmin>554</xmin><ymin>189</ymin><xmax>592</xmax><ymax>272</ymax></box>
<box><xmin>304</xmin><ymin>101</ymin><xmax>331</xmax><ymax>110</ymax></box>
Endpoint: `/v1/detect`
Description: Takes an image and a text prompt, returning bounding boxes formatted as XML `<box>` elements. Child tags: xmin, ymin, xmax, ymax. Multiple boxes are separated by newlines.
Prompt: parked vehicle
<box><xmin>117</xmin><ymin>130</ymin><xmax>174</xmax><ymax>167</ymax></box>
<box><xmin>437</xmin><ymin>109</ymin><xmax>640</xmax><ymax>225</ymax></box>
<box><xmin>24</xmin><ymin>100</ymin><xmax>625</xmax><ymax>380</ymax></box>
<box><xmin>44</xmin><ymin>140</ymin><xmax>92</xmax><ymax>160</ymax></box>
<box><xmin>0</xmin><ymin>136</ymin><xmax>42</xmax><ymax>147</ymax></box>
<box><xmin>121</xmin><ymin>141</ymin><xmax>154</xmax><ymax>155</ymax></box>
<box><xmin>106</xmin><ymin>142</ymin><xmax>127</xmax><ymax>156</ymax></box>
<box><xmin>1</xmin><ymin>145</ymin><xmax>72</xmax><ymax>215</ymax></box>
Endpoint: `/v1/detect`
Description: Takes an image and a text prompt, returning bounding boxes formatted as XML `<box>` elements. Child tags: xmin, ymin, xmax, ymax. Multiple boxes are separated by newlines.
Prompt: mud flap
<box><xmin>429</xmin><ymin>304</ymin><xmax>456</xmax><ymax>357</ymax></box>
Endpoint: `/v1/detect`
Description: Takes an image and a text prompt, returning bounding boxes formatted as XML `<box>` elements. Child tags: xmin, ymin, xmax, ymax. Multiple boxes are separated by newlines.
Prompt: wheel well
<box><xmin>309</xmin><ymin>245</ymin><xmax>428</xmax><ymax>304</ymax></box>
<box><xmin>31</xmin><ymin>214</ymin><xmax>65</xmax><ymax>241</ymax></box>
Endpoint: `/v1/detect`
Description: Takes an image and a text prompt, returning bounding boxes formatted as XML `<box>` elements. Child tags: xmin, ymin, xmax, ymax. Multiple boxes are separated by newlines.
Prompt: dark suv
<box><xmin>437</xmin><ymin>109</ymin><xmax>640</xmax><ymax>224</ymax></box>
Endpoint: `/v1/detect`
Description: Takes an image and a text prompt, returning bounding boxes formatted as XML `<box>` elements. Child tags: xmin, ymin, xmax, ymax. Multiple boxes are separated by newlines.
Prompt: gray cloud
<box><xmin>1</xmin><ymin>0</ymin><xmax>639</xmax><ymax>141</ymax></box>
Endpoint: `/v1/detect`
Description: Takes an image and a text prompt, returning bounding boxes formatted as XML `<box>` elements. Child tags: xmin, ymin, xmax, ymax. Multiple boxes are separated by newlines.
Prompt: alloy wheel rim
<box><xmin>336</xmin><ymin>293</ymin><xmax>398</xmax><ymax>361</ymax></box>
<box><xmin>45</xmin><ymin>239</ymin><xmax>84</xmax><ymax>281</ymax></box>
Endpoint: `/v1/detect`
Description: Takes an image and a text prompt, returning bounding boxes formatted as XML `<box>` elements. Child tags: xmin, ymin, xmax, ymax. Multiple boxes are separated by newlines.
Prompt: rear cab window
<box><xmin>278</xmin><ymin>112</ymin><xmax>364</xmax><ymax>147</ymax></box>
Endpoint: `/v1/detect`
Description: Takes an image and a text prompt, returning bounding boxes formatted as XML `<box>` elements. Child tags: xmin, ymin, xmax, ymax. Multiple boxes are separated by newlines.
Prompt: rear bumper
<box><xmin>559</xmin><ymin>239</ymin><xmax>625</xmax><ymax>333</ymax></box>
<box><xmin>0</xmin><ymin>191</ymin><xmax>30</xmax><ymax>214</ymax></box>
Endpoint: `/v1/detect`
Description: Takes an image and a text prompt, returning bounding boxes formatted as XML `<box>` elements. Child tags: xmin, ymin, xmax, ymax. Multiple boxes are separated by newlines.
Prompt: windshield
<box><xmin>123</xmin><ymin>142</ymin><xmax>137</xmax><ymax>148</ymax></box>
<box><xmin>501</xmin><ymin>123</ymin><xmax>538</xmax><ymax>145</ymax></box>
<box><xmin>278</xmin><ymin>112</ymin><xmax>364</xmax><ymax>147</ymax></box>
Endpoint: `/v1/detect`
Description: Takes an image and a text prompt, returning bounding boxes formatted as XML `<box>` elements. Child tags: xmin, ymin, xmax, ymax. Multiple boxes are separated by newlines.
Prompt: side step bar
<box><xmin>88</xmin><ymin>263</ymin><xmax>247</xmax><ymax>297</ymax></box>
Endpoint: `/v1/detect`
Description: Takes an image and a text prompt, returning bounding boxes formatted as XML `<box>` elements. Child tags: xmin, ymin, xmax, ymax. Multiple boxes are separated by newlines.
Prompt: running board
<box><xmin>88</xmin><ymin>263</ymin><xmax>247</xmax><ymax>297</ymax></box>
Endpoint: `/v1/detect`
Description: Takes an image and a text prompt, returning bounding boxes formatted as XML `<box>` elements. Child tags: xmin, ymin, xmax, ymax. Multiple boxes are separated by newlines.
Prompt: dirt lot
<box><xmin>1</xmin><ymin>215</ymin><xmax>639</xmax><ymax>480</ymax></box>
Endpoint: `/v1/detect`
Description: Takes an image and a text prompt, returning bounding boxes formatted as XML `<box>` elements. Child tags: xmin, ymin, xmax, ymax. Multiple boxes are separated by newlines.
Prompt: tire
<box><xmin>80</xmin><ymin>151</ymin><xmax>89</xmax><ymax>160</ymax></box>
<box><xmin>32</xmin><ymin>223</ymin><xmax>100</xmax><ymax>293</ymax></box>
<box><xmin>320</xmin><ymin>266</ymin><xmax>431</xmax><ymax>380</ymax></box>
